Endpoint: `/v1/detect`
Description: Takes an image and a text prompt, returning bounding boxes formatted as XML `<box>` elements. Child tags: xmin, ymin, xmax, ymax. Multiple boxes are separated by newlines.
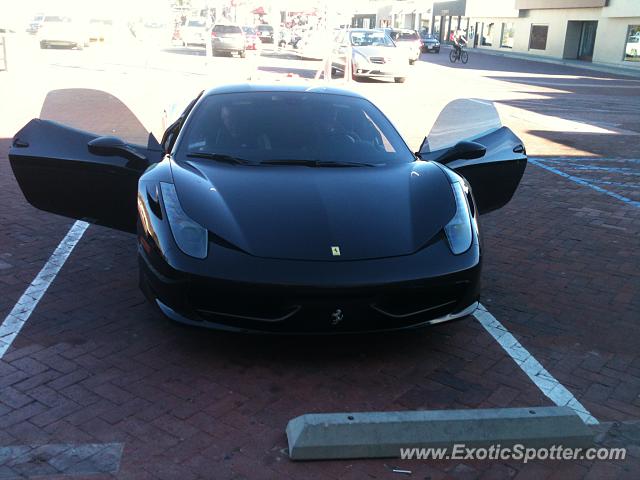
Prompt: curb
<box><xmin>286</xmin><ymin>406</ymin><xmax>594</xmax><ymax>460</ymax></box>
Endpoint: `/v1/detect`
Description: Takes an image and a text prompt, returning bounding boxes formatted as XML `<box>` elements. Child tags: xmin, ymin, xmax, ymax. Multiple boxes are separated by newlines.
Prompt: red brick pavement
<box><xmin>0</xmin><ymin>84</ymin><xmax>638</xmax><ymax>478</ymax></box>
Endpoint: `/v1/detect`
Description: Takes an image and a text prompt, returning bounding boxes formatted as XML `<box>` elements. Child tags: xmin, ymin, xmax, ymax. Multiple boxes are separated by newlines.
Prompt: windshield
<box><xmin>394</xmin><ymin>31</ymin><xmax>419</xmax><ymax>41</ymax></box>
<box><xmin>188</xmin><ymin>20</ymin><xmax>206</xmax><ymax>27</ymax></box>
<box><xmin>215</xmin><ymin>25</ymin><xmax>241</xmax><ymax>34</ymax></box>
<box><xmin>177</xmin><ymin>92</ymin><xmax>414</xmax><ymax>166</ymax></box>
<box><xmin>243</xmin><ymin>27</ymin><xmax>256</xmax><ymax>35</ymax></box>
<box><xmin>350</xmin><ymin>31</ymin><xmax>394</xmax><ymax>47</ymax></box>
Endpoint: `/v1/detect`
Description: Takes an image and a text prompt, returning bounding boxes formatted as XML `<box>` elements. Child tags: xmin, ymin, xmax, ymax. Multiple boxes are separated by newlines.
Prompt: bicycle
<box><xmin>449</xmin><ymin>45</ymin><xmax>468</xmax><ymax>64</ymax></box>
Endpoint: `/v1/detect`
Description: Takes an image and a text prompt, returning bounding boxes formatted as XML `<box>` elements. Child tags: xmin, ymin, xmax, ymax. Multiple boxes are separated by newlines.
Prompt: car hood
<box><xmin>354</xmin><ymin>46</ymin><xmax>405</xmax><ymax>61</ymax></box>
<box><xmin>171</xmin><ymin>159</ymin><xmax>455</xmax><ymax>261</ymax></box>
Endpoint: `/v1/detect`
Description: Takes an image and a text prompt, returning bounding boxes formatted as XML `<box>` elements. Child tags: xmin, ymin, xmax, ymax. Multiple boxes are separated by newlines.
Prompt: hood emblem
<box><xmin>331</xmin><ymin>309</ymin><xmax>344</xmax><ymax>325</ymax></box>
<box><xmin>331</xmin><ymin>246</ymin><xmax>341</xmax><ymax>256</ymax></box>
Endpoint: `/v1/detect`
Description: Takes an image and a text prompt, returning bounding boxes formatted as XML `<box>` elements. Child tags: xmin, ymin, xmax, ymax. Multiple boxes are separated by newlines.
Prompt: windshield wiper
<box><xmin>186</xmin><ymin>152</ymin><xmax>252</xmax><ymax>165</ymax></box>
<box><xmin>259</xmin><ymin>159</ymin><xmax>376</xmax><ymax>167</ymax></box>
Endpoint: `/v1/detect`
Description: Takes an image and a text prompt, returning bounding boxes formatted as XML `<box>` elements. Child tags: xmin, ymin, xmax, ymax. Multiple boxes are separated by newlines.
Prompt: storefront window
<box><xmin>501</xmin><ymin>22</ymin><xmax>514</xmax><ymax>48</ymax></box>
<box><xmin>481</xmin><ymin>22</ymin><xmax>493</xmax><ymax>46</ymax></box>
<box><xmin>624</xmin><ymin>25</ymin><xmax>640</xmax><ymax>62</ymax></box>
<box><xmin>529</xmin><ymin>24</ymin><xmax>548</xmax><ymax>50</ymax></box>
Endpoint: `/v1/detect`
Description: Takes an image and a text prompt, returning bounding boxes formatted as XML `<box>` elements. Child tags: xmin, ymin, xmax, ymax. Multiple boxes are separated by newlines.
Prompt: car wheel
<box><xmin>394</xmin><ymin>77</ymin><xmax>406</xmax><ymax>83</ymax></box>
<box><xmin>409</xmin><ymin>59</ymin><xmax>416</xmax><ymax>65</ymax></box>
<box><xmin>435</xmin><ymin>48</ymin><xmax>440</xmax><ymax>53</ymax></box>
<box><xmin>239</xmin><ymin>50</ymin><xmax>246</xmax><ymax>58</ymax></box>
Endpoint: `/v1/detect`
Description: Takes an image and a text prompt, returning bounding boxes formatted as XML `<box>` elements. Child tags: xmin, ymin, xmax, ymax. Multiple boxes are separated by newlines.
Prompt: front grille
<box><xmin>184</xmin><ymin>276</ymin><xmax>472</xmax><ymax>332</ymax></box>
<box><xmin>369</xmin><ymin>57</ymin><xmax>386</xmax><ymax>64</ymax></box>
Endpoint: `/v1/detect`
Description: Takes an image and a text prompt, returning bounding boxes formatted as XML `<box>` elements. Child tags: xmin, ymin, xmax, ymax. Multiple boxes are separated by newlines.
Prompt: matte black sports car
<box><xmin>9</xmin><ymin>84</ymin><xmax>526</xmax><ymax>333</ymax></box>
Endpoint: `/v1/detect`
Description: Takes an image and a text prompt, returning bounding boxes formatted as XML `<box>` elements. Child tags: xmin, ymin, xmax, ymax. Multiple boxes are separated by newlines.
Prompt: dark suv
<box><xmin>212</xmin><ymin>24</ymin><xmax>245</xmax><ymax>57</ymax></box>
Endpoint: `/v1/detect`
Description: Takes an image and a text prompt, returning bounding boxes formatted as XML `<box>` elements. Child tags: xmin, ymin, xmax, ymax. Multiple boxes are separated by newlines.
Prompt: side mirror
<box><xmin>433</xmin><ymin>140</ymin><xmax>486</xmax><ymax>165</ymax></box>
<box><xmin>88</xmin><ymin>136</ymin><xmax>147</xmax><ymax>164</ymax></box>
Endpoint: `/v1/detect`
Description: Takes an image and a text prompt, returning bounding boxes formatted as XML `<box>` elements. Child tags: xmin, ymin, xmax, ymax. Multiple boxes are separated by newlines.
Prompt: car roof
<box><xmin>202</xmin><ymin>83</ymin><xmax>367</xmax><ymax>99</ymax></box>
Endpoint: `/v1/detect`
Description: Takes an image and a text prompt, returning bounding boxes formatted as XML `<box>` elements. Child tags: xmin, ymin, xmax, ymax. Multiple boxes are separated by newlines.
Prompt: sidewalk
<box><xmin>451</xmin><ymin>44</ymin><xmax>640</xmax><ymax>79</ymax></box>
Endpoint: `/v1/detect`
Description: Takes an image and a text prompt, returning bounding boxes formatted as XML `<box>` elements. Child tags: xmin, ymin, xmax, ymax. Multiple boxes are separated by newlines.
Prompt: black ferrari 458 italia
<box><xmin>9</xmin><ymin>84</ymin><xmax>526</xmax><ymax>333</ymax></box>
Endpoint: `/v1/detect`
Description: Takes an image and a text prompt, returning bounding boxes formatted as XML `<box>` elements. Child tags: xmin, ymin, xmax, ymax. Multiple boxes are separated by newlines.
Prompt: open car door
<box><xmin>419</xmin><ymin>99</ymin><xmax>527</xmax><ymax>214</ymax></box>
<box><xmin>9</xmin><ymin>119</ymin><xmax>163</xmax><ymax>233</ymax></box>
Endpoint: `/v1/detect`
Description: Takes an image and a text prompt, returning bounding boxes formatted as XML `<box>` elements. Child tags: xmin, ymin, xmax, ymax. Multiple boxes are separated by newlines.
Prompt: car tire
<box><xmin>409</xmin><ymin>59</ymin><xmax>416</xmax><ymax>65</ymax></box>
<box><xmin>435</xmin><ymin>48</ymin><xmax>440</xmax><ymax>53</ymax></box>
<box><xmin>239</xmin><ymin>50</ymin><xmax>246</xmax><ymax>58</ymax></box>
<box><xmin>394</xmin><ymin>77</ymin><xmax>406</xmax><ymax>83</ymax></box>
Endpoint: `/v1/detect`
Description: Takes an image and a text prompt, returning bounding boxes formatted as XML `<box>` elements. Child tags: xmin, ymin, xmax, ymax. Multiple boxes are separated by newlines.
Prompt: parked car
<box><xmin>242</xmin><ymin>26</ymin><xmax>260</xmax><ymax>51</ymax></box>
<box><xmin>9</xmin><ymin>88</ymin><xmax>526</xmax><ymax>333</ymax></box>
<box><xmin>389</xmin><ymin>28</ymin><xmax>422</xmax><ymax>64</ymax></box>
<box><xmin>420</xmin><ymin>33</ymin><xmax>440</xmax><ymax>53</ymax></box>
<box><xmin>211</xmin><ymin>23</ymin><xmax>245</xmax><ymax>57</ymax></box>
<box><xmin>256</xmin><ymin>24</ymin><xmax>274</xmax><ymax>43</ymax></box>
<box><xmin>88</xmin><ymin>18</ymin><xmax>114</xmax><ymax>43</ymax></box>
<box><xmin>333</xmin><ymin>28</ymin><xmax>409</xmax><ymax>83</ymax></box>
<box><xmin>38</xmin><ymin>16</ymin><xmax>89</xmax><ymax>49</ymax></box>
<box><xmin>296</xmin><ymin>30</ymin><xmax>330</xmax><ymax>60</ymax></box>
<box><xmin>180</xmin><ymin>17</ymin><xmax>207</xmax><ymax>47</ymax></box>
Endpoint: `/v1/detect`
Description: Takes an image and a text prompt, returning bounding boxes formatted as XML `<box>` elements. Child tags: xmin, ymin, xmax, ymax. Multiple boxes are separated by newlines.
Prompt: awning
<box><xmin>252</xmin><ymin>6</ymin><xmax>266</xmax><ymax>15</ymax></box>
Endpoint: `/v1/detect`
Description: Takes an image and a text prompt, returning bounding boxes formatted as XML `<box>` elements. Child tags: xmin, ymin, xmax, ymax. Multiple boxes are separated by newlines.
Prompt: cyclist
<box><xmin>453</xmin><ymin>29</ymin><xmax>467</xmax><ymax>58</ymax></box>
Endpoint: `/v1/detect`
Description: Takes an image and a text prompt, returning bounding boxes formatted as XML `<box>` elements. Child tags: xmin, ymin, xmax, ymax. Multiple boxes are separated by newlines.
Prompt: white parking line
<box><xmin>474</xmin><ymin>303</ymin><xmax>598</xmax><ymax>425</ymax></box>
<box><xmin>0</xmin><ymin>221</ymin><xmax>89</xmax><ymax>359</ymax></box>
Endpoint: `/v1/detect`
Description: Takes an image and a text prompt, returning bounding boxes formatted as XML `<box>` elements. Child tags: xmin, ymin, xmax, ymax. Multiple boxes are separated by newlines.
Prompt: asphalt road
<box><xmin>0</xmin><ymin>37</ymin><xmax>639</xmax><ymax>479</ymax></box>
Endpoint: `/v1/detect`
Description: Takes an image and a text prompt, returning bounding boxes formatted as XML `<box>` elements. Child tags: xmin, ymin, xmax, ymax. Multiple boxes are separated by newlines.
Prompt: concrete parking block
<box><xmin>286</xmin><ymin>406</ymin><xmax>593</xmax><ymax>460</ymax></box>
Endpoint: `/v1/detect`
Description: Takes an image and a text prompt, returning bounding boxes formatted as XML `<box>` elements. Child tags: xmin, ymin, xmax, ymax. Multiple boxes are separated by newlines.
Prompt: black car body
<box><xmin>9</xmin><ymin>84</ymin><xmax>526</xmax><ymax>334</ymax></box>
<box><xmin>421</xmin><ymin>33</ymin><xmax>440</xmax><ymax>53</ymax></box>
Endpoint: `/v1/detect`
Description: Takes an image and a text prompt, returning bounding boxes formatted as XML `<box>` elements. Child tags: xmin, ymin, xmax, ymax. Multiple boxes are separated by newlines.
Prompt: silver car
<box><xmin>212</xmin><ymin>23</ymin><xmax>245</xmax><ymax>57</ymax></box>
<box><xmin>332</xmin><ymin>29</ymin><xmax>409</xmax><ymax>83</ymax></box>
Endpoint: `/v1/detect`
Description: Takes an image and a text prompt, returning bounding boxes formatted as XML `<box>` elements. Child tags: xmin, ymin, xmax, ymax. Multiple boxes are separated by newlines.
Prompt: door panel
<box><xmin>9</xmin><ymin>119</ymin><xmax>163</xmax><ymax>233</ymax></box>
<box><xmin>445</xmin><ymin>126</ymin><xmax>527</xmax><ymax>214</ymax></box>
<box><xmin>419</xmin><ymin>99</ymin><xmax>527</xmax><ymax>215</ymax></box>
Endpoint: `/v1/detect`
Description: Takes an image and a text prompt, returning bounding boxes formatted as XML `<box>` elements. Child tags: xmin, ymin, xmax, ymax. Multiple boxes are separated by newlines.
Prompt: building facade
<box><xmin>430</xmin><ymin>0</ymin><xmax>639</xmax><ymax>68</ymax></box>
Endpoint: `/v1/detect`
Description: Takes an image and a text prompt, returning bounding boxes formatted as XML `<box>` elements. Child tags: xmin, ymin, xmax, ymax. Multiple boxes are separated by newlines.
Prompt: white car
<box><xmin>332</xmin><ymin>29</ymin><xmax>409</xmax><ymax>83</ymax></box>
<box><xmin>180</xmin><ymin>18</ymin><xmax>208</xmax><ymax>47</ymax></box>
<box><xmin>296</xmin><ymin>31</ymin><xmax>331</xmax><ymax>60</ymax></box>
<box><xmin>389</xmin><ymin>29</ymin><xmax>422</xmax><ymax>64</ymax></box>
<box><xmin>38</xmin><ymin>15</ymin><xmax>88</xmax><ymax>49</ymax></box>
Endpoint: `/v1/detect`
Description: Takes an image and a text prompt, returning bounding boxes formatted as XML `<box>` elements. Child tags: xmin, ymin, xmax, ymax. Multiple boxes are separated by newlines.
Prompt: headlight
<box><xmin>352</xmin><ymin>51</ymin><xmax>368</xmax><ymax>67</ymax></box>
<box><xmin>160</xmin><ymin>182</ymin><xmax>208</xmax><ymax>259</ymax></box>
<box><xmin>444</xmin><ymin>181</ymin><xmax>473</xmax><ymax>255</ymax></box>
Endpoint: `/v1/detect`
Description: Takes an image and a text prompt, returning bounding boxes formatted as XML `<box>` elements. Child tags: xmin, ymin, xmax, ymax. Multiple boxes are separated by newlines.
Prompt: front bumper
<box><xmin>353</xmin><ymin>65</ymin><xmax>408</xmax><ymax>80</ymax></box>
<box><xmin>138</xmin><ymin>237</ymin><xmax>481</xmax><ymax>334</ymax></box>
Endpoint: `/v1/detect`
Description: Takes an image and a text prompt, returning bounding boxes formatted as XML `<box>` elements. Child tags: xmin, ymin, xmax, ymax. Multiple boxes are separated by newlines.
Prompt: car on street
<box><xmin>211</xmin><ymin>23</ymin><xmax>245</xmax><ymax>57</ymax></box>
<box><xmin>242</xmin><ymin>26</ymin><xmax>261</xmax><ymax>51</ymax></box>
<box><xmin>9</xmin><ymin>84</ymin><xmax>527</xmax><ymax>334</ymax></box>
<box><xmin>389</xmin><ymin>28</ymin><xmax>422</xmax><ymax>64</ymax></box>
<box><xmin>332</xmin><ymin>28</ymin><xmax>410</xmax><ymax>83</ymax></box>
<box><xmin>420</xmin><ymin>33</ymin><xmax>440</xmax><ymax>53</ymax></box>
<box><xmin>296</xmin><ymin>30</ymin><xmax>330</xmax><ymax>60</ymax></box>
<box><xmin>256</xmin><ymin>24</ymin><xmax>274</xmax><ymax>43</ymax></box>
<box><xmin>38</xmin><ymin>15</ymin><xmax>89</xmax><ymax>49</ymax></box>
<box><xmin>180</xmin><ymin>17</ymin><xmax>208</xmax><ymax>47</ymax></box>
